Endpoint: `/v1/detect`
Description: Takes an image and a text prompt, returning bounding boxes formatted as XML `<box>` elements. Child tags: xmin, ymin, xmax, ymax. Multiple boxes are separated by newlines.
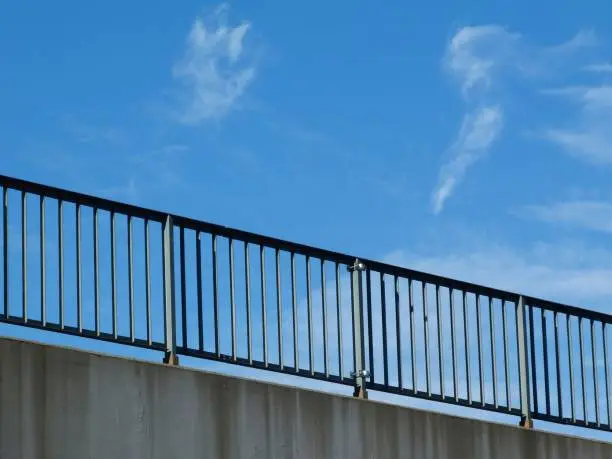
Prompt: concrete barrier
<box><xmin>0</xmin><ymin>337</ymin><xmax>610</xmax><ymax>459</ymax></box>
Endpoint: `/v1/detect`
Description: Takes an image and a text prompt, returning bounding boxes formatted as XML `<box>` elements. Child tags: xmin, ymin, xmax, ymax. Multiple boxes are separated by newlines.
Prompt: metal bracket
<box><xmin>351</xmin><ymin>369</ymin><xmax>370</xmax><ymax>379</ymax></box>
<box><xmin>348</xmin><ymin>260</ymin><xmax>366</xmax><ymax>272</ymax></box>
<box><xmin>163</xmin><ymin>351</ymin><xmax>179</xmax><ymax>366</ymax></box>
<box><xmin>352</xmin><ymin>369</ymin><xmax>370</xmax><ymax>396</ymax></box>
<box><xmin>519</xmin><ymin>416</ymin><xmax>533</xmax><ymax>429</ymax></box>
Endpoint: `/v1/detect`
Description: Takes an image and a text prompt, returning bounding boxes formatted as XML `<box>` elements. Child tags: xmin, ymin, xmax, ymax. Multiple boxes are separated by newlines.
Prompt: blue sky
<box><xmin>2</xmin><ymin>0</ymin><xmax>612</xmax><ymax>442</ymax></box>
<box><xmin>3</xmin><ymin>1</ymin><xmax>612</xmax><ymax>312</ymax></box>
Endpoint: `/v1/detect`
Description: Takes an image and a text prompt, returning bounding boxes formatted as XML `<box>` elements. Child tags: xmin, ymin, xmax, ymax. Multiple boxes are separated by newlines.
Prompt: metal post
<box><xmin>516</xmin><ymin>295</ymin><xmax>533</xmax><ymax>428</ymax></box>
<box><xmin>349</xmin><ymin>259</ymin><xmax>368</xmax><ymax>399</ymax></box>
<box><xmin>162</xmin><ymin>215</ymin><xmax>178</xmax><ymax>365</ymax></box>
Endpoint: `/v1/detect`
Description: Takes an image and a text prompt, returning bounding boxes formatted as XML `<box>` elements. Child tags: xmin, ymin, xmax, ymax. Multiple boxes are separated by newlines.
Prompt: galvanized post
<box><xmin>516</xmin><ymin>295</ymin><xmax>532</xmax><ymax>428</ymax></box>
<box><xmin>349</xmin><ymin>259</ymin><xmax>368</xmax><ymax>399</ymax></box>
<box><xmin>162</xmin><ymin>215</ymin><xmax>179</xmax><ymax>365</ymax></box>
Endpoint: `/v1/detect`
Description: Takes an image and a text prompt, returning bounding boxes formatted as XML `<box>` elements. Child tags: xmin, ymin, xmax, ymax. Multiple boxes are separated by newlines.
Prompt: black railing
<box><xmin>0</xmin><ymin>173</ymin><xmax>610</xmax><ymax>432</ymax></box>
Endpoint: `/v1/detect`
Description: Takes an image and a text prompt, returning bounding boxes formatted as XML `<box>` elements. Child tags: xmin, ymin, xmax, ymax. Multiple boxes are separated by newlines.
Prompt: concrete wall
<box><xmin>0</xmin><ymin>338</ymin><xmax>610</xmax><ymax>459</ymax></box>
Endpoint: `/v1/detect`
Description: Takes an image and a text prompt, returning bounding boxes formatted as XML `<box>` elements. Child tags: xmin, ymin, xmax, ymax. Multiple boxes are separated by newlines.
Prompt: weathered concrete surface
<box><xmin>0</xmin><ymin>338</ymin><xmax>610</xmax><ymax>459</ymax></box>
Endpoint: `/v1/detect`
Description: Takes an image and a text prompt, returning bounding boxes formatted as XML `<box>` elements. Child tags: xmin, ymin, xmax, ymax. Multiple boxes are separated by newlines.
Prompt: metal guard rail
<box><xmin>0</xmin><ymin>173</ymin><xmax>610</xmax><ymax>432</ymax></box>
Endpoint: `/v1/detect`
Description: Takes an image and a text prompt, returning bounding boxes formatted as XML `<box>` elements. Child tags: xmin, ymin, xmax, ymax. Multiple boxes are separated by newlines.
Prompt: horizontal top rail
<box><xmin>1</xmin><ymin>172</ymin><xmax>611</xmax><ymax>325</ymax></box>
<box><xmin>0</xmin><ymin>174</ymin><xmax>168</xmax><ymax>223</ymax></box>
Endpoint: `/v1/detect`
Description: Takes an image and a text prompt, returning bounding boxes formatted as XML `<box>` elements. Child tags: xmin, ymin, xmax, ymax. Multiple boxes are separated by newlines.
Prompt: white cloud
<box><xmin>173</xmin><ymin>4</ymin><xmax>256</xmax><ymax>123</ymax></box>
<box><xmin>445</xmin><ymin>25</ymin><xmax>519</xmax><ymax>98</ymax></box>
<box><xmin>97</xmin><ymin>177</ymin><xmax>139</xmax><ymax>202</ymax></box>
<box><xmin>433</xmin><ymin>25</ymin><xmax>605</xmax><ymax>213</ymax></box>
<box><xmin>384</xmin><ymin>243</ymin><xmax>612</xmax><ymax>308</ymax></box>
<box><xmin>545</xmin><ymin>29</ymin><xmax>598</xmax><ymax>54</ymax></box>
<box><xmin>60</xmin><ymin>115</ymin><xmax>130</xmax><ymax>147</ymax></box>
<box><xmin>523</xmin><ymin>200</ymin><xmax>612</xmax><ymax>233</ymax></box>
<box><xmin>542</xmin><ymin>85</ymin><xmax>612</xmax><ymax>164</ymax></box>
<box><xmin>432</xmin><ymin>25</ymin><xmax>515</xmax><ymax>214</ymax></box>
<box><xmin>432</xmin><ymin>105</ymin><xmax>503</xmax><ymax>214</ymax></box>
<box><xmin>584</xmin><ymin>63</ymin><xmax>612</xmax><ymax>73</ymax></box>
<box><xmin>543</xmin><ymin>129</ymin><xmax>612</xmax><ymax>164</ymax></box>
<box><xmin>559</xmin><ymin>85</ymin><xmax>612</xmax><ymax>112</ymax></box>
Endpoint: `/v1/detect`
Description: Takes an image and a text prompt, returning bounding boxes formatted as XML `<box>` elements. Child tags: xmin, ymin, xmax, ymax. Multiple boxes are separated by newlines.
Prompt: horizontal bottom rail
<box><xmin>177</xmin><ymin>346</ymin><xmax>354</xmax><ymax>387</ymax></box>
<box><xmin>532</xmin><ymin>412</ymin><xmax>612</xmax><ymax>433</ymax></box>
<box><xmin>0</xmin><ymin>315</ymin><xmax>165</xmax><ymax>351</ymax></box>
<box><xmin>368</xmin><ymin>381</ymin><xmax>523</xmax><ymax>418</ymax></box>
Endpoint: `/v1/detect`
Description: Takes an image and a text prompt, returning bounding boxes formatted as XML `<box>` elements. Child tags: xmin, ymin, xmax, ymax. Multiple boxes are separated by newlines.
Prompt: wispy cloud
<box><xmin>97</xmin><ymin>177</ymin><xmax>139</xmax><ymax>202</ymax></box>
<box><xmin>542</xmin><ymin>85</ymin><xmax>612</xmax><ymax>164</ymax></box>
<box><xmin>385</xmin><ymin>242</ymin><xmax>612</xmax><ymax>308</ymax></box>
<box><xmin>128</xmin><ymin>144</ymin><xmax>192</xmax><ymax>191</ymax></box>
<box><xmin>432</xmin><ymin>25</ymin><xmax>601</xmax><ymax>214</ymax></box>
<box><xmin>173</xmin><ymin>4</ymin><xmax>256</xmax><ymax>124</ymax></box>
<box><xmin>545</xmin><ymin>29</ymin><xmax>597</xmax><ymax>54</ymax></box>
<box><xmin>60</xmin><ymin>115</ymin><xmax>131</xmax><ymax>148</ymax></box>
<box><xmin>444</xmin><ymin>25</ymin><xmax>519</xmax><ymax>98</ymax></box>
<box><xmin>543</xmin><ymin>128</ymin><xmax>612</xmax><ymax>164</ymax></box>
<box><xmin>584</xmin><ymin>63</ymin><xmax>612</xmax><ymax>73</ymax></box>
<box><xmin>522</xmin><ymin>200</ymin><xmax>612</xmax><ymax>233</ymax></box>
<box><xmin>432</xmin><ymin>25</ymin><xmax>513</xmax><ymax>214</ymax></box>
<box><xmin>432</xmin><ymin>105</ymin><xmax>503</xmax><ymax>214</ymax></box>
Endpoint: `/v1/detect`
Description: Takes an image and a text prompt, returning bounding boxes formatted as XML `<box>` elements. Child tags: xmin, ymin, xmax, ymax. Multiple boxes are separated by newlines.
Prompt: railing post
<box><xmin>516</xmin><ymin>295</ymin><xmax>532</xmax><ymax>428</ymax></box>
<box><xmin>349</xmin><ymin>259</ymin><xmax>368</xmax><ymax>399</ymax></box>
<box><xmin>162</xmin><ymin>215</ymin><xmax>179</xmax><ymax>365</ymax></box>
